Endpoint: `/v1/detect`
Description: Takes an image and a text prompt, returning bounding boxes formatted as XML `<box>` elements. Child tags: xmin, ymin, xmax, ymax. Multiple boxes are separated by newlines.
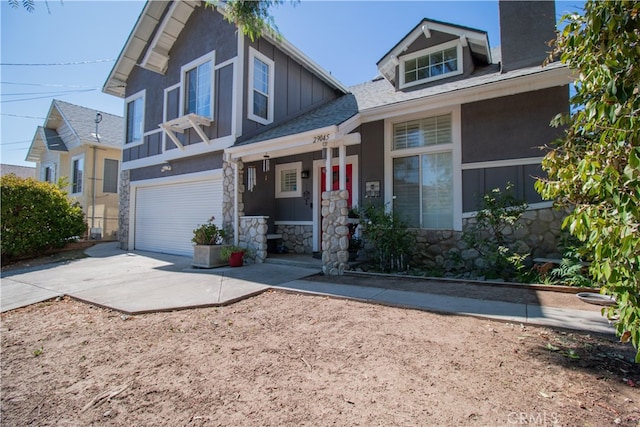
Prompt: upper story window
<box><xmin>125</xmin><ymin>90</ymin><xmax>144</xmax><ymax>145</ymax></box>
<box><xmin>182</xmin><ymin>51</ymin><xmax>214</xmax><ymax>119</ymax></box>
<box><xmin>399</xmin><ymin>40</ymin><xmax>462</xmax><ymax>89</ymax></box>
<box><xmin>71</xmin><ymin>155</ymin><xmax>84</xmax><ymax>195</ymax></box>
<box><xmin>248</xmin><ymin>47</ymin><xmax>275</xmax><ymax>125</ymax></box>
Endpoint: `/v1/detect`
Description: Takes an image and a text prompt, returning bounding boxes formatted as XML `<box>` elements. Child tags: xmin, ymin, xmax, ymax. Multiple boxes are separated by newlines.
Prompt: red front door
<box><xmin>320</xmin><ymin>164</ymin><xmax>353</xmax><ymax>207</ymax></box>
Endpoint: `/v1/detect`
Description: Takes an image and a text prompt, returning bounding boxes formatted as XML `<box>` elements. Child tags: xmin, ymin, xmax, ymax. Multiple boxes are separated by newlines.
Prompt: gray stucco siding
<box><xmin>461</xmin><ymin>85</ymin><xmax>569</xmax><ymax>163</ymax></box>
<box><xmin>129</xmin><ymin>152</ymin><xmax>224</xmax><ymax>183</ymax></box>
<box><xmin>356</xmin><ymin>121</ymin><xmax>386</xmax><ymax>207</ymax></box>
<box><xmin>242</xmin><ymin>38</ymin><xmax>339</xmax><ymax>140</ymax></box>
<box><xmin>122</xmin><ymin>6</ymin><xmax>238</xmax><ymax>163</ymax></box>
<box><xmin>462</xmin><ymin>163</ymin><xmax>545</xmax><ymax>212</ymax></box>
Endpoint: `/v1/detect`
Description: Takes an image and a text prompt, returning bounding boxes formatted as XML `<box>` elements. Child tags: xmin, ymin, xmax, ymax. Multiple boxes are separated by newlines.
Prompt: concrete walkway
<box><xmin>0</xmin><ymin>242</ymin><xmax>615</xmax><ymax>335</ymax></box>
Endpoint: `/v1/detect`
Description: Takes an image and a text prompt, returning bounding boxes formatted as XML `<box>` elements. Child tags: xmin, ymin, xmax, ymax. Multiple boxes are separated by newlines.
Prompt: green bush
<box><xmin>360</xmin><ymin>203</ymin><xmax>413</xmax><ymax>272</ymax></box>
<box><xmin>1</xmin><ymin>174</ymin><xmax>86</xmax><ymax>260</ymax></box>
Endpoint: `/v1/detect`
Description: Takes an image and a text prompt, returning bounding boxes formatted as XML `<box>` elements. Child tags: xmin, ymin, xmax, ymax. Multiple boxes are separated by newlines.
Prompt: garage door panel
<box><xmin>135</xmin><ymin>178</ymin><xmax>222</xmax><ymax>256</ymax></box>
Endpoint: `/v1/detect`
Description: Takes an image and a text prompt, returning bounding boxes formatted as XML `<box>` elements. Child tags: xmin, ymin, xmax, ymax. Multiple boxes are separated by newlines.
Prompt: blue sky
<box><xmin>1</xmin><ymin>0</ymin><xmax>578</xmax><ymax>167</ymax></box>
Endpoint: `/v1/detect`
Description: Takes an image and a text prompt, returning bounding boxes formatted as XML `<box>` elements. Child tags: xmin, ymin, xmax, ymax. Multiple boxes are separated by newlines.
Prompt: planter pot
<box><xmin>192</xmin><ymin>244</ymin><xmax>229</xmax><ymax>268</ymax></box>
<box><xmin>229</xmin><ymin>251</ymin><xmax>244</xmax><ymax>267</ymax></box>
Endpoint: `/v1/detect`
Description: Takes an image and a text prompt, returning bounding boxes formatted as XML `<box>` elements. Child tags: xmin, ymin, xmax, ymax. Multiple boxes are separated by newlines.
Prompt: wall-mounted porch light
<box><xmin>160</xmin><ymin>161</ymin><xmax>172</xmax><ymax>172</ymax></box>
<box><xmin>300</xmin><ymin>170</ymin><xmax>310</xmax><ymax>179</ymax></box>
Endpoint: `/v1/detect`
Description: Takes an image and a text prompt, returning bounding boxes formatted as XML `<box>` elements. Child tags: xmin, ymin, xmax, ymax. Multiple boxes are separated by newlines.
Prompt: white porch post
<box><xmin>324</xmin><ymin>145</ymin><xmax>332</xmax><ymax>191</ymax></box>
<box><xmin>339</xmin><ymin>144</ymin><xmax>346</xmax><ymax>191</ymax></box>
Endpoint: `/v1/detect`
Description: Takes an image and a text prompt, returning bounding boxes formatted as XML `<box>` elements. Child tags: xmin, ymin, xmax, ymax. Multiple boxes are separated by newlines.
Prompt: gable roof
<box><xmin>103</xmin><ymin>1</ymin><xmax>348</xmax><ymax>97</ymax></box>
<box><xmin>377</xmin><ymin>18</ymin><xmax>492</xmax><ymax>84</ymax></box>
<box><xmin>26</xmin><ymin>100</ymin><xmax>123</xmax><ymax>162</ymax></box>
<box><xmin>351</xmin><ymin>61</ymin><xmax>570</xmax><ymax>116</ymax></box>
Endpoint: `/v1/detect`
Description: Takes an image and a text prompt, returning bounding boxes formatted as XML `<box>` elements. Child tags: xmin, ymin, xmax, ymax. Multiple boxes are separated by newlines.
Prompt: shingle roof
<box><xmin>235</xmin><ymin>94</ymin><xmax>359</xmax><ymax>146</ymax></box>
<box><xmin>53</xmin><ymin>100</ymin><xmax>123</xmax><ymax>148</ymax></box>
<box><xmin>350</xmin><ymin>61</ymin><xmax>568</xmax><ymax>112</ymax></box>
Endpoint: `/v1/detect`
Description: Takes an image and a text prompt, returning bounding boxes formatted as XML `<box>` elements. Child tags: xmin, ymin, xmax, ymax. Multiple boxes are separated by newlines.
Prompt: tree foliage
<box><xmin>536</xmin><ymin>1</ymin><xmax>640</xmax><ymax>361</ymax></box>
<box><xmin>1</xmin><ymin>175</ymin><xmax>86</xmax><ymax>260</ymax></box>
<box><xmin>207</xmin><ymin>0</ymin><xmax>287</xmax><ymax>41</ymax></box>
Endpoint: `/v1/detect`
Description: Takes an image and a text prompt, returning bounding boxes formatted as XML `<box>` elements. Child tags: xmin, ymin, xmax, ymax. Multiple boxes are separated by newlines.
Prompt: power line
<box><xmin>0</xmin><ymin>89</ymin><xmax>96</xmax><ymax>103</ymax></box>
<box><xmin>1</xmin><ymin>81</ymin><xmax>95</xmax><ymax>89</ymax></box>
<box><xmin>0</xmin><ymin>113</ymin><xmax>45</xmax><ymax>119</ymax></box>
<box><xmin>2</xmin><ymin>89</ymin><xmax>99</xmax><ymax>96</ymax></box>
<box><xmin>0</xmin><ymin>59</ymin><xmax>115</xmax><ymax>66</ymax></box>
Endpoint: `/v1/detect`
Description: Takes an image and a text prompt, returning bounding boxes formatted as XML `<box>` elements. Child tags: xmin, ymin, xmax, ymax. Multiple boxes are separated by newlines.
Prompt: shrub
<box><xmin>192</xmin><ymin>217</ymin><xmax>226</xmax><ymax>245</ymax></box>
<box><xmin>360</xmin><ymin>203</ymin><xmax>413</xmax><ymax>272</ymax></box>
<box><xmin>1</xmin><ymin>175</ymin><xmax>86</xmax><ymax>260</ymax></box>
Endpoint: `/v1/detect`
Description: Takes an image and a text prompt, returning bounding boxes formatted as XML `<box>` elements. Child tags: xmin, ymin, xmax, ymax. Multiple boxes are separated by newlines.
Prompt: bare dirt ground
<box><xmin>2</xmin><ymin>288</ymin><xmax>639</xmax><ymax>426</ymax></box>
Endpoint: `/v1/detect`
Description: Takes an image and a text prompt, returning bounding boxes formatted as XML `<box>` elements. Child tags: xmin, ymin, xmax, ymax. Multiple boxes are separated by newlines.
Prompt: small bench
<box><xmin>266</xmin><ymin>234</ymin><xmax>283</xmax><ymax>253</ymax></box>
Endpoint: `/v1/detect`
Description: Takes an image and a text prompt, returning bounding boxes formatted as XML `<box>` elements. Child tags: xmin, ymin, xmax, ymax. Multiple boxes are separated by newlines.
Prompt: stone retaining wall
<box><xmin>275</xmin><ymin>224</ymin><xmax>313</xmax><ymax>254</ymax></box>
<box><xmin>411</xmin><ymin>207</ymin><xmax>567</xmax><ymax>271</ymax></box>
<box><xmin>238</xmin><ymin>216</ymin><xmax>268</xmax><ymax>263</ymax></box>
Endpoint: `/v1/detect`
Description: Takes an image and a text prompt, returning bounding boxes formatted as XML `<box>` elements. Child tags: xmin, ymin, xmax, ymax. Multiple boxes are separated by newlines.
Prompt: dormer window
<box><xmin>400</xmin><ymin>40</ymin><xmax>462</xmax><ymax>88</ymax></box>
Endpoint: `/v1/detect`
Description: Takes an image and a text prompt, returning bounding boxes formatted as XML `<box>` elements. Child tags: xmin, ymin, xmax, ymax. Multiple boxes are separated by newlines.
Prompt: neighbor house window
<box><xmin>275</xmin><ymin>162</ymin><xmax>301</xmax><ymax>198</ymax></box>
<box><xmin>400</xmin><ymin>41</ymin><xmax>462</xmax><ymax>88</ymax></box>
<box><xmin>183</xmin><ymin>53</ymin><xmax>213</xmax><ymax>118</ymax></box>
<box><xmin>125</xmin><ymin>91</ymin><xmax>144</xmax><ymax>145</ymax></box>
<box><xmin>248</xmin><ymin>48</ymin><xmax>275</xmax><ymax>125</ymax></box>
<box><xmin>103</xmin><ymin>158</ymin><xmax>119</xmax><ymax>193</ymax></box>
<box><xmin>392</xmin><ymin>113</ymin><xmax>453</xmax><ymax>229</ymax></box>
<box><xmin>71</xmin><ymin>155</ymin><xmax>84</xmax><ymax>194</ymax></box>
<box><xmin>43</xmin><ymin>164</ymin><xmax>55</xmax><ymax>183</ymax></box>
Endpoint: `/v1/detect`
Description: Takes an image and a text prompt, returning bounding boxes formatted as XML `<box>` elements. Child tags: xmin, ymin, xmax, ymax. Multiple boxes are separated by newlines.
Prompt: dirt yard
<box><xmin>1</xmin><ymin>289</ymin><xmax>638</xmax><ymax>426</ymax></box>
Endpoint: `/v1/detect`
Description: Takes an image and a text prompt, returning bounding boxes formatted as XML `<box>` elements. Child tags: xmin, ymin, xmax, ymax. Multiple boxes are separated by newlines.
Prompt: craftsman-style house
<box><xmin>104</xmin><ymin>0</ymin><xmax>571</xmax><ymax>273</ymax></box>
<box><xmin>26</xmin><ymin>99</ymin><xmax>123</xmax><ymax>240</ymax></box>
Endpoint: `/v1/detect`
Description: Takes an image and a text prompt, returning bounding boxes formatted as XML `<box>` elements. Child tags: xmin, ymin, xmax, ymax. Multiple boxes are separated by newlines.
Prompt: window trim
<box><xmin>399</xmin><ymin>40</ymin><xmax>463</xmax><ymax>89</ymax></box>
<box><xmin>71</xmin><ymin>154</ymin><xmax>84</xmax><ymax>195</ymax></box>
<box><xmin>385</xmin><ymin>107</ymin><xmax>462</xmax><ymax>231</ymax></box>
<box><xmin>103</xmin><ymin>158</ymin><xmax>119</xmax><ymax>194</ymax></box>
<box><xmin>180</xmin><ymin>50</ymin><xmax>215</xmax><ymax>120</ymax></box>
<box><xmin>42</xmin><ymin>163</ymin><xmax>56</xmax><ymax>183</ymax></box>
<box><xmin>275</xmin><ymin>161</ymin><xmax>302</xmax><ymax>198</ymax></box>
<box><xmin>124</xmin><ymin>90</ymin><xmax>145</xmax><ymax>147</ymax></box>
<box><xmin>248</xmin><ymin>47</ymin><xmax>275</xmax><ymax>125</ymax></box>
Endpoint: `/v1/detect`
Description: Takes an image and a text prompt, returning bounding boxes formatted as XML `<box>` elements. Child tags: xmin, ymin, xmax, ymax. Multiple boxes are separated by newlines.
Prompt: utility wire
<box><xmin>0</xmin><ymin>113</ymin><xmax>46</xmax><ymax>120</ymax></box>
<box><xmin>2</xmin><ymin>89</ymin><xmax>99</xmax><ymax>96</ymax></box>
<box><xmin>1</xmin><ymin>89</ymin><xmax>96</xmax><ymax>103</ymax></box>
<box><xmin>1</xmin><ymin>81</ymin><xmax>95</xmax><ymax>89</ymax></box>
<box><xmin>1</xmin><ymin>59</ymin><xmax>115</xmax><ymax>66</ymax></box>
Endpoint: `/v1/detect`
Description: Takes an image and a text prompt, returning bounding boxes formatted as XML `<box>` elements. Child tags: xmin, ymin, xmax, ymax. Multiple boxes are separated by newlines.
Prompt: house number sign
<box><xmin>313</xmin><ymin>134</ymin><xmax>332</xmax><ymax>144</ymax></box>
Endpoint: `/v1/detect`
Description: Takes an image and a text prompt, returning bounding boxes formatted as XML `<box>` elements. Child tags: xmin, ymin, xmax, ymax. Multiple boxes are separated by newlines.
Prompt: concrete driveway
<box><xmin>1</xmin><ymin>242</ymin><xmax>319</xmax><ymax>314</ymax></box>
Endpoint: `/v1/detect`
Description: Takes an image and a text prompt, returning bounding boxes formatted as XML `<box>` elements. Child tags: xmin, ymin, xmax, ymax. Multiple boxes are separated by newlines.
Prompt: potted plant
<box><xmin>220</xmin><ymin>245</ymin><xmax>246</xmax><ymax>267</ymax></box>
<box><xmin>191</xmin><ymin>217</ymin><xmax>228</xmax><ymax>268</ymax></box>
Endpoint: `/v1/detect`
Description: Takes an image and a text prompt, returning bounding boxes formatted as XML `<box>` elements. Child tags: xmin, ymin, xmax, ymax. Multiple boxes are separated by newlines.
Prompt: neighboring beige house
<box><xmin>26</xmin><ymin>99</ymin><xmax>123</xmax><ymax>240</ymax></box>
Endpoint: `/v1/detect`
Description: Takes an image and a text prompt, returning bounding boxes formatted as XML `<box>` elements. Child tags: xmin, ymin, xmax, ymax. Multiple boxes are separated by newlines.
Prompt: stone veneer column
<box><xmin>118</xmin><ymin>170</ymin><xmax>130</xmax><ymax>250</ymax></box>
<box><xmin>239</xmin><ymin>216</ymin><xmax>268</xmax><ymax>263</ymax></box>
<box><xmin>222</xmin><ymin>160</ymin><xmax>244</xmax><ymax>241</ymax></box>
<box><xmin>321</xmin><ymin>190</ymin><xmax>350</xmax><ymax>275</ymax></box>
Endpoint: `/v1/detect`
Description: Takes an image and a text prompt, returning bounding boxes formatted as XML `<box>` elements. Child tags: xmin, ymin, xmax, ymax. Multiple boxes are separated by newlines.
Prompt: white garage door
<box><xmin>134</xmin><ymin>177</ymin><xmax>223</xmax><ymax>256</ymax></box>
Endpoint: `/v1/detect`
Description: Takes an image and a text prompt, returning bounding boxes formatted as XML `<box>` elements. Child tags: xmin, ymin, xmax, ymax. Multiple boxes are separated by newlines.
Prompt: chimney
<box><xmin>498</xmin><ymin>0</ymin><xmax>556</xmax><ymax>72</ymax></box>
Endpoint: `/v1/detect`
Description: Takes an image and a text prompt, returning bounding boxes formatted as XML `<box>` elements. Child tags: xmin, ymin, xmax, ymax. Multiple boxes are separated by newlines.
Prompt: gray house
<box><xmin>104</xmin><ymin>0</ymin><xmax>571</xmax><ymax>273</ymax></box>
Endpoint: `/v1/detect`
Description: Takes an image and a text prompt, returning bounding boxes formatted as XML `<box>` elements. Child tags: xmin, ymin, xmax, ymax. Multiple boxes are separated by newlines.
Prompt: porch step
<box><xmin>264</xmin><ymin>254</ymin><xmax>322</xmax><ymax>271</ymax></box>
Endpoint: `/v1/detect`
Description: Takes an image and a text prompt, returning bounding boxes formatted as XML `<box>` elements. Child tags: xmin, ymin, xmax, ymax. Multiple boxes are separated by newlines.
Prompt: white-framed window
<box><xmin>391</xmin><ymin>113</ymin><xmax>456</xmax><ymax>229</ymax></box>
<box><xmin>248</xmin><ymin>47</ymin><xmax>275</xmax><ymax>125</ymax></box>
<box><xmin>42</xmin><ymin>163</ymin><xmax>55</xmax><ymax>183</ymax></box>
<box><xmin>181</xmin><ymin>51</ymin><xmax>215</xmax><ymax>119</ymax></box>
<box><xmin>71</xmin><ymin>154</ymin><xmax>84</xmax><ymax>195</ymax></box>
<box><xmin>125</xmin><ymin>90</ymin><xmax>145</xmax><ymax>146</ymax></box>
<box><xmin>399</xmin><ymin>40</ymin><xmax>462</xmax><ymax>89</ymax></box>
<box><xmin>275</xmin><ymin>161</ymin><xmax>302</xmax><ymax>198</ymax></box>
<box><xmin>103</xmin><ymin>158</ymin><xmax>119</xmax><ymax>193</ymax></box>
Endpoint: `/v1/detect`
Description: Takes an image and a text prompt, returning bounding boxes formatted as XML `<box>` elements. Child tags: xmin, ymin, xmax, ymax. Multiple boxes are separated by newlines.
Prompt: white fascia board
<box><xmin>361</xmin><ymin>66</ymin><xmax>573</xmax><ymax>123</ymax></box>
<box><xmin>337</xmin><ymin>113</ymin><xmax>362</xmax><ymax>137</ymax></box>
<box><xmin>226</xmin><ymin>125</ymin><xmax>339</xmax><ymax>161</ymax></box>
<box><xmin>121</xmin><ymin>135</ymin><xmax>234</xmax><ymax>171</ymax></box>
